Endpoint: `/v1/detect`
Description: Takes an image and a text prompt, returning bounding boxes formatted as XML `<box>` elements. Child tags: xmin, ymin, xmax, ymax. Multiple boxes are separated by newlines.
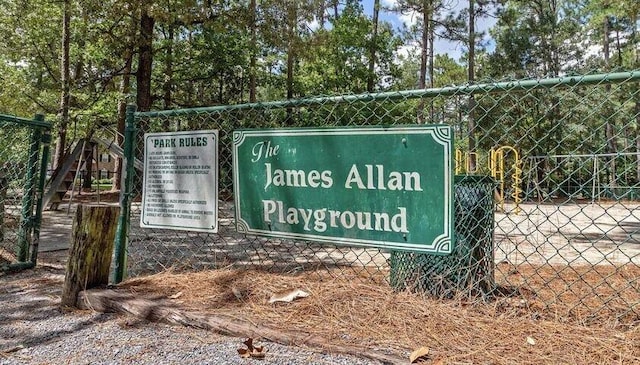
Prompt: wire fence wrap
<box><xmin>120</xmin><ymin>70</ymin><xmax>640</xmax><ymax>324</ymax></box>
<box><xmin>0</xmin><ymin>113</ymin><xmax>51</xmax><ymax>272</ymax></box>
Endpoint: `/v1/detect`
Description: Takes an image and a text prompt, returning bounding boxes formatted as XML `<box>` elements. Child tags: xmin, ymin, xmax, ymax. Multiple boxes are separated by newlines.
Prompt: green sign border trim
<box><xmin>140</xmin><ymin>129</ymin><xmax>219</xmax><ymax>233</ymax></box>
<box><xmin>232</xmin><ymin>125</ymin><xmax>454</xmax><ymax>254</ymax></box>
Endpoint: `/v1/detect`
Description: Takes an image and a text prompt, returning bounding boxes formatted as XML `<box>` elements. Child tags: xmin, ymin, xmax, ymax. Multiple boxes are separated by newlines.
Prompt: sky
<box><xmin>360</xmin><ymin>0</ymin><xmax>498</xmax><ymax>61</ymax></box>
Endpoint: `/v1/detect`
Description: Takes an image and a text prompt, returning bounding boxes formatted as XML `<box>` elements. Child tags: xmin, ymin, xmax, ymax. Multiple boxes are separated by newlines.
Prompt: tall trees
<box><xmin>583</xmin><ymin>0</ymin><xmax>640</xmax><ymax>186</ymax></box>
<box><xmin>0</xmin><ymin>0</ymin><xmax>636</xmax><ymax>180</ymax></box>
<box><xmin>388</xmin><ymin>0</ymin><xmax>444</xmax><ymax>122</ymax></box>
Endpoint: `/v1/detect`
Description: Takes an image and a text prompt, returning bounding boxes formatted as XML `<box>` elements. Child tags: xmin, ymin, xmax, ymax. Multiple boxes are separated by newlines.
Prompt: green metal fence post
<box><xmin>30</xmin><ymin>123</ymin><xmax>52</xmax><ymax>265</ymax></box>
<box><xmin>16</xmin><ymin>114</ymin><xmax>44</xmax><ymax>262</ymax></box>
<box><xmin>112</xmin><ymin>104</ymin><xmax>137</xmax><ymax>284</ymax></box>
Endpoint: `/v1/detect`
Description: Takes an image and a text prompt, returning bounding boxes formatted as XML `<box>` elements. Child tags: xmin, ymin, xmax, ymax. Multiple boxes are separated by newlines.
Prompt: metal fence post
<box><xmin>112</xmin><ymin>104</ymin><xmax>137</xmax><ymax>284</ymax></box>
<box><xmin>16</xmin><ymin>115</ymin><xmax>44</xmax><ymax>262</ymax></box>
<box><xmin>30</xmin><ymin>122</ymin><xmax>51</xmax><ymax>265</ymax></box>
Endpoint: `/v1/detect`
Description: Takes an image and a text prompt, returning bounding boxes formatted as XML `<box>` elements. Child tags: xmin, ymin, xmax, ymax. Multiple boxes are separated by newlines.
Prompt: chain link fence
<box><xmin>0</xmin><ymin>113</ymin><xmax>51</xmax><ymax>272</ymax></box>
<box><xmin>120</xmin><ymin>71</ymin><xmax>640</xmax><ymax>323</ymax></box>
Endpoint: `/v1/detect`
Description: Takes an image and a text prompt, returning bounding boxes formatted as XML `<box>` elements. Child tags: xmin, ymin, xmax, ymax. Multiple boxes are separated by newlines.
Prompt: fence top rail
<box><xmin>135</xmin><ymin>70</ymin><xmax>640</xmax><ymax>119</ymax></box>
<box><xmin>0</xmin><ymin>113</ymin><xmax>51</xmax><ymax>129</ymax></box>
<box><xmin>528</xmin><ymin>152</ymin><xmax>640</xmax><ymax>159</ymax></box>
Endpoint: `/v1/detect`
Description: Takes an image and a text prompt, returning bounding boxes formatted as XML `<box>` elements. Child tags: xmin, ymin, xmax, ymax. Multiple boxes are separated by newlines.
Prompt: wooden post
<box><xmin>62</xmin><ymin>204</ymin><xmax>120</xmax><ymax>307</ymax></box>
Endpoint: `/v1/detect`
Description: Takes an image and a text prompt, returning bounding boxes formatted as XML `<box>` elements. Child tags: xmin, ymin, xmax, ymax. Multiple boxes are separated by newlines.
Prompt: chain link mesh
<box><xmin>124</xmin><ymin>71</ymin><xmax>640</xmax><ymax>323</ymax></box>
<box><xmin>0</xmin><ymin>115</ymin><xmax>49</xmax><ymax>269</ymax></box>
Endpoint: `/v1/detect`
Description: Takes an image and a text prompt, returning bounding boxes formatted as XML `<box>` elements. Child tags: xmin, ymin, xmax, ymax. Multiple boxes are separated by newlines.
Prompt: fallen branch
<box><xmin>78</xmin><ymin>289</ymin><xmax>405</xmax><ymax>365</ymax></box>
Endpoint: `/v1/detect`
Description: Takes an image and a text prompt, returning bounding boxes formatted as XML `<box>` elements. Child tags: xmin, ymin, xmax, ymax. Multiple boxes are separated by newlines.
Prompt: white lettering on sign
<box><xmin>264</xmin><ymin>163</ymin><xmax>333</xmax><ymax>190</ymax></box>
<box><xmin>344</xmin><ymin>164</ymin><xmax>422</xmax><ymax>191</ymax></box>
<box><xmin>251</xmin><ymin>140</ymin><xmax>280</xmax><ymax>162</ymax></box>
<box><xmin>262</xmin><ymin>199</ymin><xmax>408</xmax><ymax>234</ymax></box>
<box><xmin>262</xmin><ymin>162</ymin><xmax>423</xmax><ymax>192</ymax></box>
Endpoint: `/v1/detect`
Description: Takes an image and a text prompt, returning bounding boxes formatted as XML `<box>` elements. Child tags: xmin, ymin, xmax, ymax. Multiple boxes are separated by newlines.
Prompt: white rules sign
<box><xmin>141</xmin><ymin>130</ymin><xmax>219</xmax><ymax>233</ymax></box>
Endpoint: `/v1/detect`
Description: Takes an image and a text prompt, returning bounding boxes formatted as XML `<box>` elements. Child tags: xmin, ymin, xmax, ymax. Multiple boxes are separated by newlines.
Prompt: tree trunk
<box><xmin>317</xmin><ymin>0</ymin><xmax>326</xmax><ymax>29</ymax></box>
<box><xmin>428</xmin><ymin>0</ymin><xmax>435</xmax><ymax>120</ymax></box>
<box><xmin>54</xmin><ymin>0</ymin><xmax>71</xmax><ymax>171</ymax></box>
<box><xmin>367</xmin><ymin>0</ymin><xmax>380</xmax><ymax>93</ymax></box>
<box><xmin>61</xmin><ymin>205</ymin><xmax>120</xmax><ymax>307</ymax></box>
<box><xmin>81</xmin><ymin>144</ymin><xmax>94</xmax><ymax>190</ymax></box>
<box><xmin>162</xmin><ymin>25</ymin><xmax>174</xmax><ymax>131</ymax></box>
<box><xmin>137</xmin><ymin>2</ymin><xmax>154</xmax><ymax>113</ymax></box>
<box><xmin>603</xmin><ymin>16</ymin><xmax>617</xmax><ymax>188</ymax></box>
<box><xmin>417</xmin><ymin>1</ymin><xmax>430</xmax><ymax>124</ymax></box>
<box><xmin>163</xmin><ymin>26</ymin><xmax>174</xmax><ymax>112</ymax></box>
<box><xmin>467</xmin><ymin>0</ymin><xmax>477</xmax><ymax>172</ymax></box>
<box><xmin>419</xmin><ymin>3</ymin><xmax>428</xmax><ymax>90</ymax></box>
<box><xmin>285</xmin><ymin>2</ymin><xmax>297</xmax><ymax>125</ymax></box>
<box><xmin>113</xmin><ymin>53</ymin><xmax>132</xmax><ymax>191</ymax></box>
<box><xmin>249</xmin><ymin>0</ymin><xmax>257</xmax><ymax>103</ymax></box>
<box><xmin>112</xmin><ymin>11</ymin><xmax>136</xmax><ymax>192</ymax></box>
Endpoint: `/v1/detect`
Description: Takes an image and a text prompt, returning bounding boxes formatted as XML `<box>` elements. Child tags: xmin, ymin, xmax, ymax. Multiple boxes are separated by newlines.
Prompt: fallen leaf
<box><xmin>243</xmin><ymin>338</ymin><xmax>254</xmax><ymax>351</ymax></box>
<box><xmin>237</xmin><ymin>338</ymin><xmax>267</xmax><ymax>359</ymax></box>
<box><xmin>251</xmin><ymin>345</ymin><xmax>266</xmax><ymax>358</ymax></box>
<box><xmin>409</xmin><ymin>346</ymin><xmax>430</xmax><ymax>363</ymax></box>
<box><xmin>168</xmin><ymin>291</ymin><xmax>183</xmax><ymax>299</ymax></box>
<box><xmin>268</xmin><ymin>289</ymin><xmax>310</xmax><ymax>304</ymax></box>
<box><xmin>526</xmin><ymin>336</ymin><xmax>536</xmax><ymax>345</ymax></box>
<box><xmin>231</xmin><ymin>286</ymin><xmax>244</xmax><ymax>300</ymax></box>
<box><xmin>237</xmin><ymin>348</ymin><xmax>250</xmax><ymax>358</ymax></box>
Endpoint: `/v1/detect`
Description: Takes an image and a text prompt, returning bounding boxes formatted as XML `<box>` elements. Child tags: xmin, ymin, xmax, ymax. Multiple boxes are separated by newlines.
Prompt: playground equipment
<box><xmin>43</xmin><ymin>128</ymin><xmax>143</xmax><ymax>210</ymax></box>
<box><xmin>524</xmin><ymin>152</ymin><xmax>640</xmax><ymax>202</ymax></box>
<box><xmin>489</xmin><ymin>146</ymin><xmax>522</xmax><ymax>214</ymax></box>
<box><xmin>455</xmin><ymin>146</ymin><xmax>522</xmax><ymax>214</ymax></box>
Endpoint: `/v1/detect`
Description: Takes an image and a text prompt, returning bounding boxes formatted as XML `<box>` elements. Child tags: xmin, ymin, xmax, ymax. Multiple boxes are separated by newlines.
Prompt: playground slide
<box><xmin>43</xmin><ymin>137</ymin><xmax>143</xmax><ymax>209</ymax></box>
<box><xmin>91</xmin><ymin>136</ymin><xmax>143</xmax><ymax>171</ymax></box>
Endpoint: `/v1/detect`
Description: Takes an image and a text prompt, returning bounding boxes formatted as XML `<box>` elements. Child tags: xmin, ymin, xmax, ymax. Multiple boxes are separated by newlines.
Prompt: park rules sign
<box><xmin>233</xmin><ymin>125</ymin><xmax>454</xmax><ymax>254</ymax></box>
<box><xmin>141</xmin><ymin>130</ymin><xmax>218</xmax><ymax>233</ymax></box>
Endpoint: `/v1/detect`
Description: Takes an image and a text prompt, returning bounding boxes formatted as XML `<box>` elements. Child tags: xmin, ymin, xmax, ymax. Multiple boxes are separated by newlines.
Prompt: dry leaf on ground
<box><xmin>409</xmin><ymin>346</ymin><xmax>430</xmax><ymax>363</ymax></box>
<box><xmin>237</xmin><ymin>338</ymin><xmax>267</xmax><ymax>359</ymax></box>
<box><xmin>268</xmin><ymin>288</ymin><xmax>309</xmax><ymax>304</ymax></box>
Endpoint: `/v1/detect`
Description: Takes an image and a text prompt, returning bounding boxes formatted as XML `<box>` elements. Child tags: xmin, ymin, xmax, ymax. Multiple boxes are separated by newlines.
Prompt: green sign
<box><xmin>232</xmin><ymin>125</ymin><xmax>454</xmax><ymax>254</ymax></box>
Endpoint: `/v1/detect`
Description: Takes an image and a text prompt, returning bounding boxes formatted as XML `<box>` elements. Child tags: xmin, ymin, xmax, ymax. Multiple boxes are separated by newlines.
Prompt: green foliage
<box><xmin>298</xmin><ymin>1</ymin><xmax>401</xmax><ymax>95</ymax></box>
<box><xmin>0</xmin><ymin>0</ymin><xmax>636</xmax><ymax>167</ymax></box>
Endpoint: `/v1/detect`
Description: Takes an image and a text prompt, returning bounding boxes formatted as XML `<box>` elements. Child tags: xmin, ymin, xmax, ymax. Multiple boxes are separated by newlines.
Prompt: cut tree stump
<box><xmin>61</xmin><ymin>204</ymin><xmax>120</xmax><ymax>307</ymax></box>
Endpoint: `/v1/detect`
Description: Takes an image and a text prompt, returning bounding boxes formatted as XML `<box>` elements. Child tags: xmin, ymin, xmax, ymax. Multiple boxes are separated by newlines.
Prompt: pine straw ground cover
<box><xmin>119</xmin><ymin>265</ymin><xmax>640</xmax><ymax>364</ymax></box>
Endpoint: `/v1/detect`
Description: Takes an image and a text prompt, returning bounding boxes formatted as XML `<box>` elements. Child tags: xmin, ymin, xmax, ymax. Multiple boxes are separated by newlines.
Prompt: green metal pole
<box><xmin>112</xmin><ymin>104</ymin><xmax>137</xmax><ymax>284</ymax></box>
<box><xmin>17</xmin><ymin>116</ymin><xmax>44</xmax><ymax>262</ymax></box>
<box><xmin>30</xmin><ymin>123</ymin><xmax>52</xmax><ymax>265</ymax></box>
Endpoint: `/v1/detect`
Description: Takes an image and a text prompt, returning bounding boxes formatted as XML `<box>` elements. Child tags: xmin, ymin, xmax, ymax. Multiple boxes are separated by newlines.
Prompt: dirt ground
<box><xmin>3</xmin><ymin>259</ymin><xmax>639</xmax><ymax>365</ymax></box>
<box><xmin>115</xmin><ymin>266</ymin><xmax>640</xmax><ymax>364</ymax></box>
<box><xmin>30</xmin><ymin>238</ymin><xmax>640</xmax><ymax>365</ymax></box>
<box><xmin>6</xmin><ymin>192</ymin><xmax>640</xmax><ymax>364</ymax></box>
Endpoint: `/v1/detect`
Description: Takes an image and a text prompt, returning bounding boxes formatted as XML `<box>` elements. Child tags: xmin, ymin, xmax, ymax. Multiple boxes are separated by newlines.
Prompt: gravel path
<box><xmin>0</xmin><ymin>267</ymin><xmax>385</xmax><ymax>365</ymax></box>
<box><xmin>0</xmin><ymin>202</ymin><xmax>393</xmax><ymax>364</ymax></box>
